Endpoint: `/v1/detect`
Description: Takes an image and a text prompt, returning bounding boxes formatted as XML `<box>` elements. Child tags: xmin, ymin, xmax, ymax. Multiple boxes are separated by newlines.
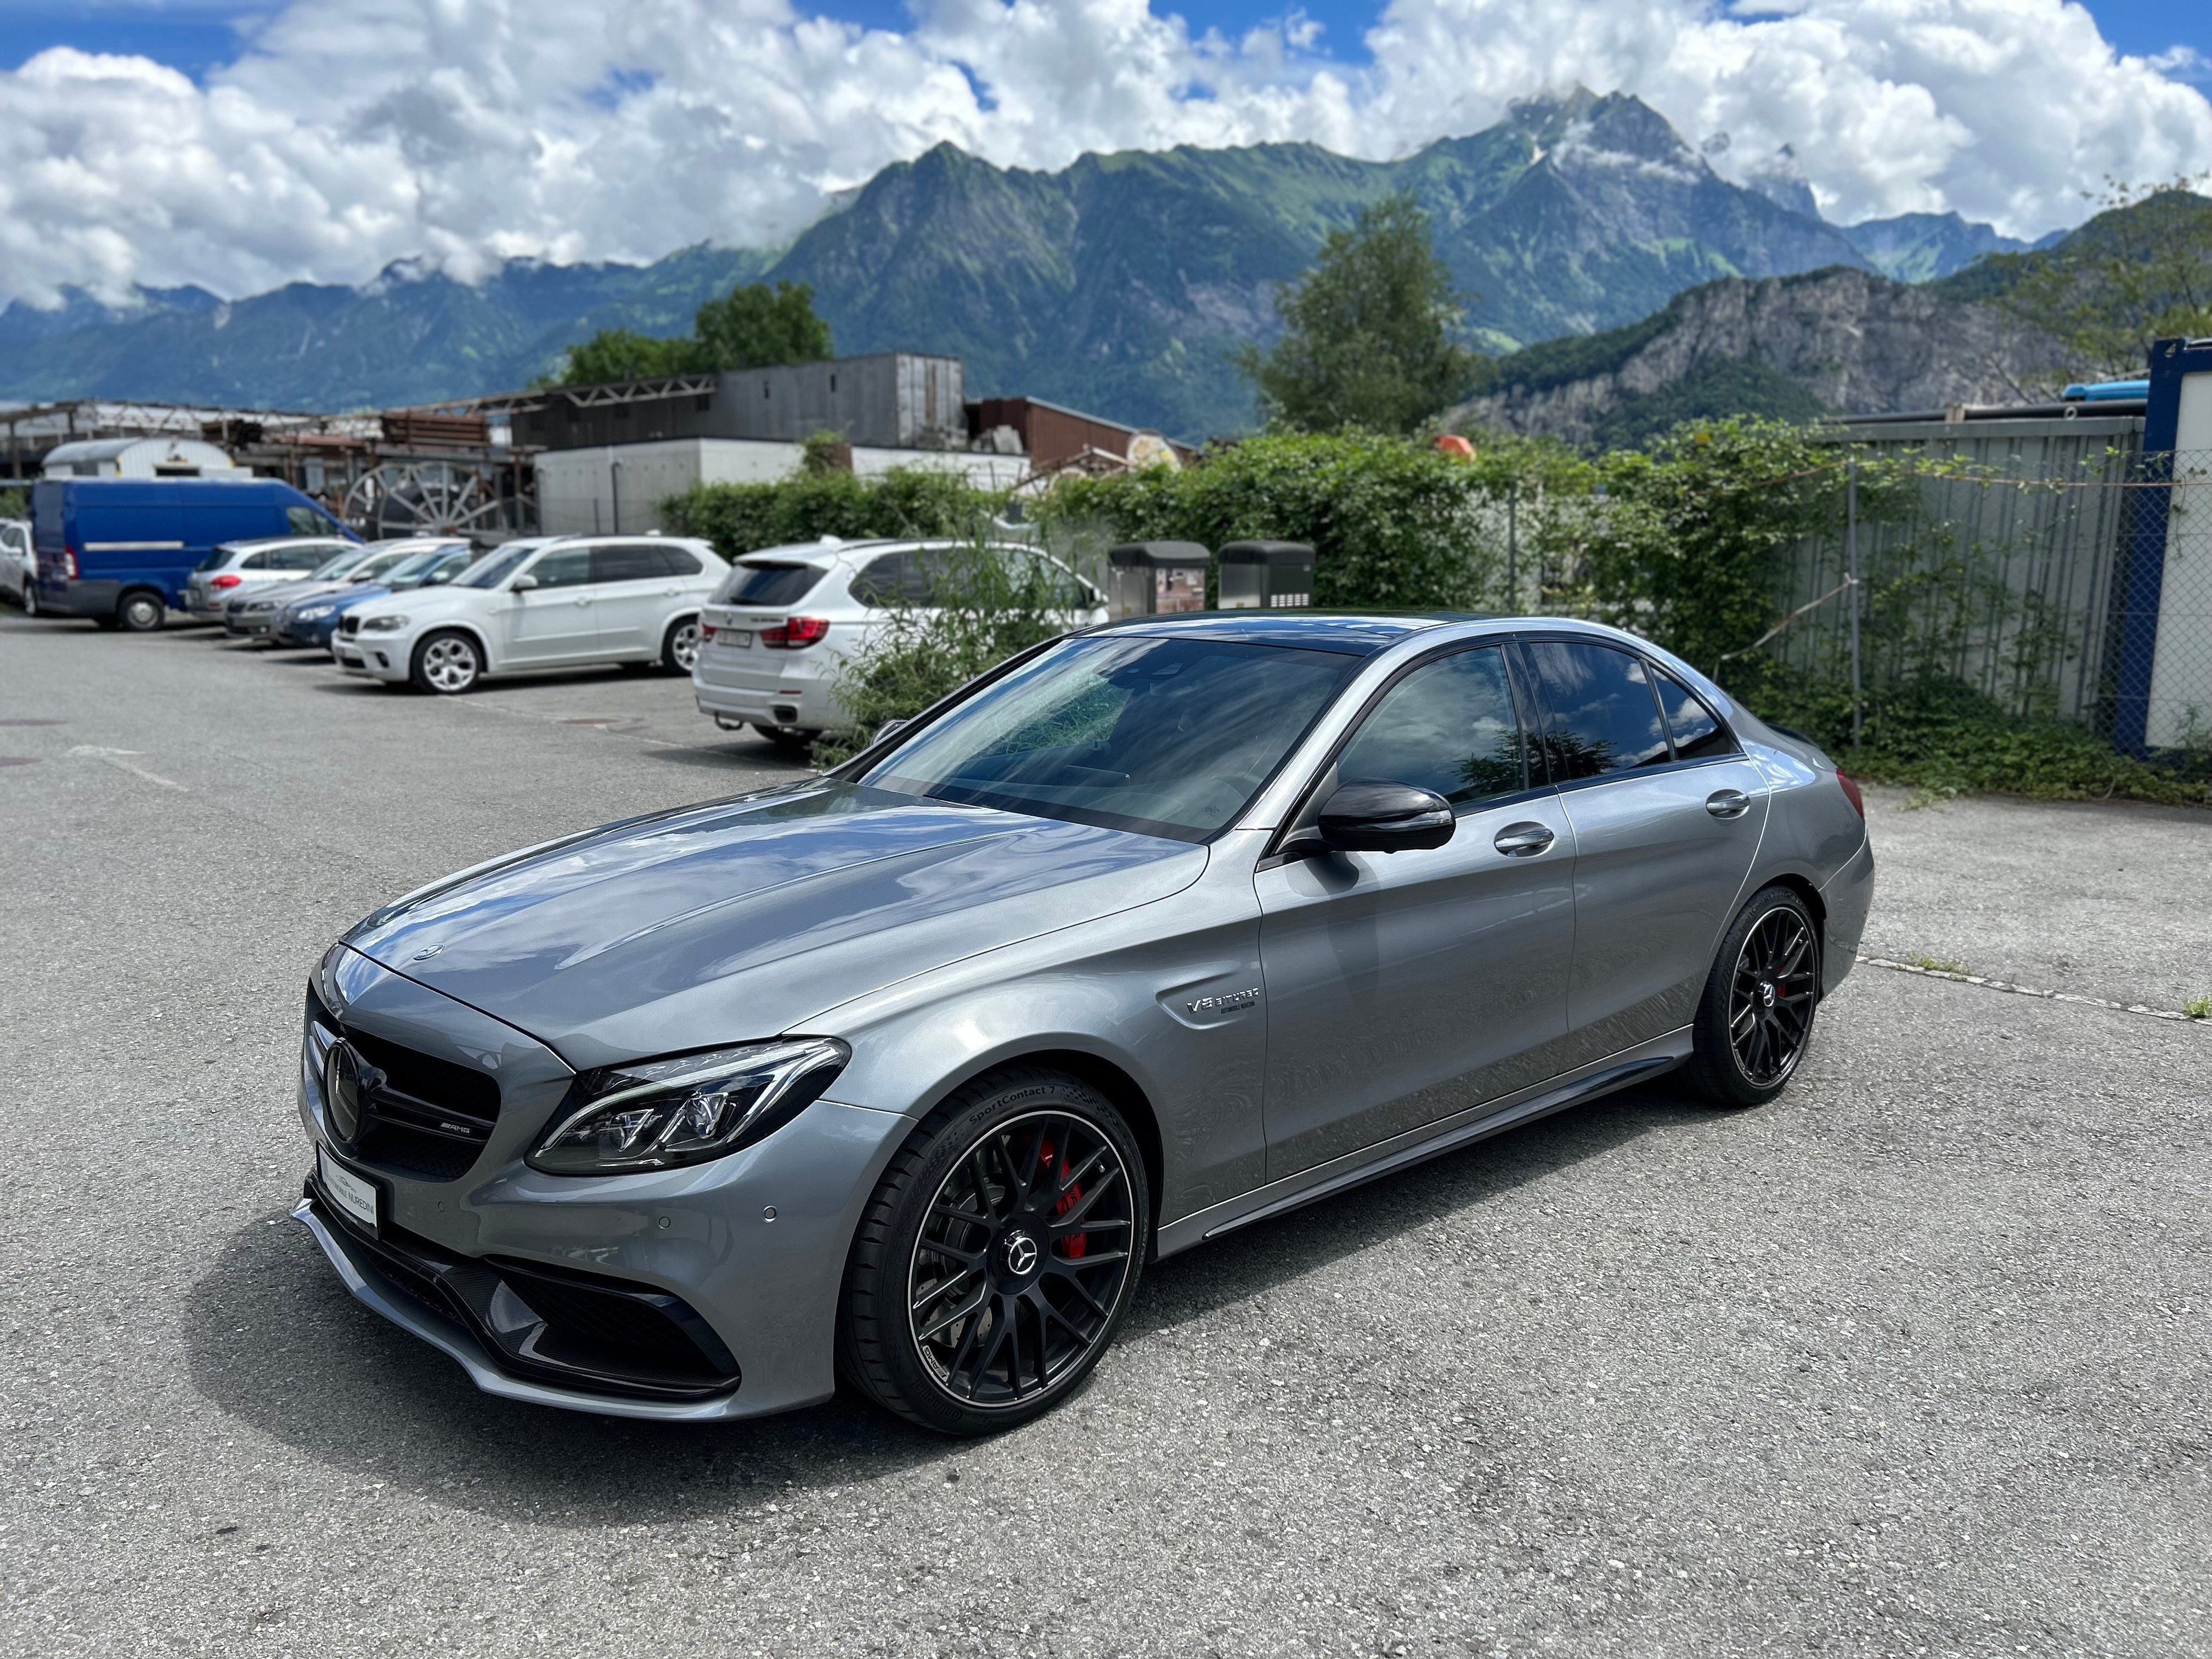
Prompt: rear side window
<box><xmin>1653</xmin><ymin>670</ymin><xmax>1737</xmax><ymax>760</ymax></box>
<box><xmin>238</xmin><ymin>550</ymin><xmax>275</xmax><ymax>571</ymax></box>
<box><xmin>1334</xmin><ymin>647</ymin><xmax>1529</xmax><ymax>806</ymax></box>
<box><xmin>657</xmin><ymin>547</ymin><xmax>702</xmax><ymax>577</ymax></box>
<box><xmin>847</xmin><ymin>552</ymin><xmax>910</xmax><ymax>608</ymax></box>
<box><xmin>280</xmin><ymin>545</ymin><xmax>334</xmax><ymax>570</ymax></box>
<box><xmin>590</xmin><ymin>543</ymin><xmax>662</xmax><ymax>584</ymax></box>
<box><xmin>1525</xmin><ymin>641</ymin><xmax>1672</xmax><ymax>779</ymax></box>
<box><xmin>718</xmin><ymin>561</ymin><xmax>824</xmax><ymax>606</ymax></box>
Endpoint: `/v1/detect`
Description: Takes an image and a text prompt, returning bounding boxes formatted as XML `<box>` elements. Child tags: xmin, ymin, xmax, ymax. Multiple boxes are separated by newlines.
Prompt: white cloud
<box><xmin>0</xmin><ymin>0</ymin><xmax>2207</xmax><ymax>307</ymax></box>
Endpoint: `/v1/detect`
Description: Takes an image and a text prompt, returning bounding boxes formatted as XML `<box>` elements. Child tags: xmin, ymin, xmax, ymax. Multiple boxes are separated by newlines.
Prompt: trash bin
<box><xmin>1107</xmin><ymin>541</ymin><xmax>1212</xmax><ymax>618</ymax></box>
<box><xmin>1218</xmin><ymin>540</ymin><xmax>1315</xmax><ymax>609</ymax></box>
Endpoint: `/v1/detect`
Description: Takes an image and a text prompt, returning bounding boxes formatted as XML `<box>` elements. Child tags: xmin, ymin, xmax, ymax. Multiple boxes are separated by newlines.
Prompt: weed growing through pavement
<box><xmin>1911</xmin><ymin>954</ymin><xmax>1967</xmax><ymax>973</ymax></box>
<box><xmin>2186</xmin><ymin>996</ymin><xmax>2212</xmax><ymax>1020</ymax></box>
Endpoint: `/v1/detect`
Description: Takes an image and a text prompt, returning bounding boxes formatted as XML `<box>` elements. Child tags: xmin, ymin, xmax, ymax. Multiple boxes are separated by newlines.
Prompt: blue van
<box><xmin>31</xmin><ymin>477</ymin><xmax>357</xmax><ymax>631</ymax></box>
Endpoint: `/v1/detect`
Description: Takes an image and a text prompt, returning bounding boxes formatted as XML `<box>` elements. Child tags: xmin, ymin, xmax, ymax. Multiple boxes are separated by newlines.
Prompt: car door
<box><xmin>1520</xmin><ymin>638</ymin><xmax>1770</xmax><ymax>1067</ymax></box>
<box><xmin>1254</xmin><ymin>643</ymin><xmax>1578</xmax><ymax>1181</ymax></box>
<box><xmin>501</xmin><ymin>545</ymin><xmax>599</xmax><ymax>663</ymax></box>
<box><xmin>588</xmin><ymin>541</ymin><xmax>672</xmax><ymax>656</ymax></box>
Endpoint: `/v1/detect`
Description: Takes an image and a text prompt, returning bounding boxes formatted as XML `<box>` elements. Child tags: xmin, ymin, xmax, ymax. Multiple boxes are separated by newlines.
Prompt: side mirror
<box><xmin>1316</xmin><ymin>781</ymin><xmax>1455</xmax><ymax>854</ymax></box>
<box><xmin>425</xmin><ymin>570</ymin><xmax>453</xmax><ymax>585</ymax></box>
<box><xmin>510</xmin><ymin>573</ymin><xmax>539</xmax><ymax>593</ymax></box>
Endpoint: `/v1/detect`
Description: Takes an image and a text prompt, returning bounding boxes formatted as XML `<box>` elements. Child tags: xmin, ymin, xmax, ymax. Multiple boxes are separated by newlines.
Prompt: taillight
<box><xmin>1837</xmin><ymin>771</ymin><xmax>1865</xmax><ymax>820</ymax></box>
<box><xmin>212</xmin><ymin>573</ymin><xmax>244</xmax><ymax>590</ymax></box>
<box><xmin>760</xmin><ymin>616</ymin><xmax>830</xmax><ymax>650</ymax></box>
<box><xmin>63</xmin><ymin>544</ymin><xmax>78</xmax><ymax>579</ymax></box>
<box><xmin>699</xmin><ymin>623</ymin><xmax>716</xmax><ymax>641</ymax></box>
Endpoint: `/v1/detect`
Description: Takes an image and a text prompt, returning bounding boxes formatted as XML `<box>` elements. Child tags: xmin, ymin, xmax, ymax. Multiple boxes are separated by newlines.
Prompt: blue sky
<box><xmin>4</xmin><ymin>0</ymin><xmax>2203</xmax><ymax>81</ymax></box>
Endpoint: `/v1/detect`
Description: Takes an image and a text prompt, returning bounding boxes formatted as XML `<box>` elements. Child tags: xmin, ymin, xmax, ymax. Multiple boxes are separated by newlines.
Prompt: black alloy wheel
<box><xmin>839</xmin><ymin>1069</ymin><xmax>1148</xmax><ymax>1434</ymax></box>
<box><xmin>1683</xmin><ymin>884</ymin><xmax>1820</xmax><ymax>1108</ymax></box>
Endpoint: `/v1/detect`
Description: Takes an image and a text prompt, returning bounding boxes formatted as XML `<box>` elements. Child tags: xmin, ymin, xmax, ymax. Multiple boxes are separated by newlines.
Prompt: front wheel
<box><xmin>410</xmin><ymin>629</ymin><xmax>483</xmax><ymax>695</ymax></box>
<box><xmin>839</xmin><ymin>1068</ymin><xmax>1149</xmax><ymax>1435</ymax></box>
<box><xmin>20</xmin><ymin>580</ymin><xmax>37</xmax><ymax>617</ymax></box>
<box><xmin>1681</xmin><ymin>885</ymin><xmax>1821</xmax><ymax>1108</ymax></box>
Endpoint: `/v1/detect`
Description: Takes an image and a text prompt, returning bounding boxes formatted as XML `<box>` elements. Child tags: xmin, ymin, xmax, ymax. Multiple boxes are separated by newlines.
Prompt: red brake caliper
<box><xmin>1041</xmin><ymin>1138</ymin><xmax>1086</xmax><ymax>1259</ymax></box>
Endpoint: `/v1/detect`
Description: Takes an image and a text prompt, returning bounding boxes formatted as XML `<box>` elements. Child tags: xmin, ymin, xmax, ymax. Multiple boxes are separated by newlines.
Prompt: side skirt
<box><xmin>1154</xmin><ymin>1028</ymin><xmax>1692</xmax><ymax>1259</ymax></box>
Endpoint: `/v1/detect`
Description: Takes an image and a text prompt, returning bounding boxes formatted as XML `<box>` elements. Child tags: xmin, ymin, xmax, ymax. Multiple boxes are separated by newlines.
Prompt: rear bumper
<box><xmin>38</xmin><ymin>578</ymin><xmax>121</xmax><ymax>618</ymax></box>
<box><xmin>693</xmin><ymin>664</ymin><xmax>839</xmax><ymax>731</ymax></box>
<box><xmin>1819</xmin><ymin>833</ymin><xmax>1876</xmax><ymax>994</ymax></box>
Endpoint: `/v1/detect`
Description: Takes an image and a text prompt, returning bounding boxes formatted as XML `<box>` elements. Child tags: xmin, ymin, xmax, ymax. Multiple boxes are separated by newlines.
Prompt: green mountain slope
<box><xmin>0</xmin><ymin>89</ymin><xmax>1879</xmax><ymax>435</ymax></box>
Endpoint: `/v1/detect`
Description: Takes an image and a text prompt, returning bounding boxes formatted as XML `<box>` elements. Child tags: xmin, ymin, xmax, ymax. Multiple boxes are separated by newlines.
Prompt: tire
<box><xmin>115</xmin><ymin>590</ymin><xmax>165</xmax><ymax>633</ymax></box>
<box><xmin>409</xmin><ymin>629</ymin><xmax>483</xmax><ymax>695</ymax></box>
<box><xmin>659</xmin><ymin>614</ymin><xmax>702</xmax><ymax>674</ymax></box>
<box><xmin>754</xmin><ymin>724</ymin><xmax>820</xmax><ymax>757</ymax></box>
<box><xmin>839</xmin><ymin>1067</ymin><xmax>1150</xmax><ymax>1436</ymax></box>
<box><xmin>1681</xmin><ymin>884</ymin><xmax>1821</xmax><ymax>1108</ymax></box>
<box><xmin>20</xmin><ymin>580</ymin><xmax>36</xmax><ymax>618</ymax></box>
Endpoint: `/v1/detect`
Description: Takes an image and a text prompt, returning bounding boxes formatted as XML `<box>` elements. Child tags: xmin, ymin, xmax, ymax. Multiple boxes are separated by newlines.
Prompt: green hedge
<box><xmin>661</xmin><ymin>469</ymin><xmax>1001</xmax><ymax>563</ymax></box>
<box><xmin>1035</xmin><ymin>430</ymin><xmax>1584</xmax><ymax>611</ymax></box>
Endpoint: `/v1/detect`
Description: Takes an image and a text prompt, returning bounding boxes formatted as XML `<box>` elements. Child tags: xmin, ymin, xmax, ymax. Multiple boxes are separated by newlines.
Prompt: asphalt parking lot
<box><xmin>2</xmin><ymin>613</ymin><xmax>2208</xmax><ymax>1659</ymax></box>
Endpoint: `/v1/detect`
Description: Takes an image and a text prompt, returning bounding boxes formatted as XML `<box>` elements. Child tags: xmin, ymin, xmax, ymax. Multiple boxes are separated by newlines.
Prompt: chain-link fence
<box><xmin>1763</xmin><ymin>415</ymin><xmax>2211</xmax><ymax>758</ymax></box>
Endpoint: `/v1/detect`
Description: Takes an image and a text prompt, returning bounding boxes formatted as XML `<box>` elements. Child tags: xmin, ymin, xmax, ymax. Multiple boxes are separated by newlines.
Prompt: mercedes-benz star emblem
<box><xmin>322</xmin><ymin>1040</ymin><xmax>382</xmax><ymax>1144</ymax></box>
<box><xmin>1002</xmin><ymin>1231</ymin><xmax>1040</xmax><ymax>1277</ymax></box>
<box><xmin>1758</xmin><ymin>981</ymin><xmax>1777</xmax><ymax>1009</ymax></box>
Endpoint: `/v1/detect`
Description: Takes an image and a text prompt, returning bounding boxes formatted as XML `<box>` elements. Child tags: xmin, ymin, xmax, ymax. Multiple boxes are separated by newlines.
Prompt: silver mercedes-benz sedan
<box><xmin>294</xmin><ymin>612</ymin><xmax>1874</xmax><ymax>1434</ymax></box>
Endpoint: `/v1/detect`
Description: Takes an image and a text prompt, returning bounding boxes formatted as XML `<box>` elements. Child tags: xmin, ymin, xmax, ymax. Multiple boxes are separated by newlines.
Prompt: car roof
<box><xmin>1080</xmin><ymin>611</ymin><xmax>1471</xmax><ymax>656</ymax></box>
<box><xmin>735</xmin><ymin>537</ymin><xmax>1030</xmax><ymax>566</ymax></box>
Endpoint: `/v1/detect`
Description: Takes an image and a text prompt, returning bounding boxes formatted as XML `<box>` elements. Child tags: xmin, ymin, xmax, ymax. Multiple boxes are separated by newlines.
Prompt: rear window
<box><xmin>195</xmin><ymin>546</ymin><xmax>235</xmax><ymax>572</ymax></box>
<box><xmin>716</xmin><ymin>561</ymin><xmax>823</xmax><ymax>606</ymax></box>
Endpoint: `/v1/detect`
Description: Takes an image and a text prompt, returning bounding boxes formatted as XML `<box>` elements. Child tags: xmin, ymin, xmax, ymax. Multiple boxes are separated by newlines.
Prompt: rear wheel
<box><xmin>660</xmin><ymin>615</ymin><xmax>702</xmax><ymax>674</ymax></box>
<box><xmin>410</xmin><ymin>629</ymin><xmax>483</xmax><ymax>695</ymax></box>
<box><xmin>20</xmin><ymin>579</ymin><xmax>37</xmax><ymax>617</ymax></box>
<box><xmin>115</xmin><ymin>590</ymin><xmax>165</xmax><ymax>633</ymax></box>
<box><xmin>1681</xmin><ymin>885</ymin><xmax>1820</xmax><ymax>1108</ymax></box>
<box><xmin>839</xmin><ymin>1068</ymin><xmax>1149</xmax><ymax>1436</ymax></box>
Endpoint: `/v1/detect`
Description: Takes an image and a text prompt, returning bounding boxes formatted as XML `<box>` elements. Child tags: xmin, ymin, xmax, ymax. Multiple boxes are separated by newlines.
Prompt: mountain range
<box><xmin>0</xmin><ymin>88</ymin><xmax>2063</xmax><ymax>439</ymax></box>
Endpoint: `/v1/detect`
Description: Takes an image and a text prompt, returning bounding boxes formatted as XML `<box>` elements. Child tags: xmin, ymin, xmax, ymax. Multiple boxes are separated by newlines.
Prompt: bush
<box><xmin>814</xmin><ymin>545</ymin><xmax>1074</xmax><ymax>765</ymax></box>
<box><xmin>661</xmin><ymin>469</ymin><xmax>1001</xmax><ymax>562</ymax></box>
<box><xmin>1036</xmin><ymin>430</ymin><xmax>1585</xmax><ymax>610</ymax></box>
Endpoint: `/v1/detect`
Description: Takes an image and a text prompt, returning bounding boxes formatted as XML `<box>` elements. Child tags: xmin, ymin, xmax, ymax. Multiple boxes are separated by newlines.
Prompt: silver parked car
<box><xmin>293</xmin><ymin>613</ymin><xmax>1874</xmax><ymax>1433</ymax></box>
<box><xmin>184</xmin><ymin>537</ymin><xmax>358</xmax><ymax>621</ymax></box>
<box><xmin>224</xmin><ymin>540</ymin><xmax>453</xmax><ymax>640</ymax></box>
<box><xmin>0</xmin><ymin>518</ymin><xmax>34</xmax><ymax>612</ymax></box>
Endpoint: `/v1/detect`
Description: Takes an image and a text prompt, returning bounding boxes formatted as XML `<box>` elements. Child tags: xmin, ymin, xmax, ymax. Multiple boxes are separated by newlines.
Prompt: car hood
<box><xmin>343</xmin><ymin>781</ymin><xmax>1206</xmax><ymax>1071</ymax></box>
<box><xmin>301</xmin><ymin>584</ymin><xmax>390</xmax><ymax>613</ymax></box>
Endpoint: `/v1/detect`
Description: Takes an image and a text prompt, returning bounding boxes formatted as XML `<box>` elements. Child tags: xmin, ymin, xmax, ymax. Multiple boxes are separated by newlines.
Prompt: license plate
<box><xmin>318</xmin><ymin>1146</ymin><xmax>381</xmax><ymax>1237</ymax></box>
<box><xmin>718</xmin><ymin>629</ymin><xmax>753</xmax><ymax>649</ymax></box>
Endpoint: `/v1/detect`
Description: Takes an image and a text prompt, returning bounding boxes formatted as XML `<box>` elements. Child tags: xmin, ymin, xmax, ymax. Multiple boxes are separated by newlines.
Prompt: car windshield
<box><xmin>456</xmin><ymin>541</ymin><xmax>545</xmax><ymax>589</ymax></box>
<box><xmin>392</xmin><ymin>548</ymin><xmax>471</xmax><ymax>588</ymax></box>
<box><xmin>716</xmin><ymin>560</ymin><xmax>825</xmax><ymax>606</ymax></box>
<box><xmin>307</xmin><ymin>547</ymin><xmax>374</xmax><ymax>581</ymax></box>
<box><xmin>860</xmin><ymin>634</ymin><xmax>1359</xmax><ymax>841</ymax></box>
<box><xmin>377</xmin><ymin>548</ymin><xmax>449</xmax><ymax>584</ymax></box>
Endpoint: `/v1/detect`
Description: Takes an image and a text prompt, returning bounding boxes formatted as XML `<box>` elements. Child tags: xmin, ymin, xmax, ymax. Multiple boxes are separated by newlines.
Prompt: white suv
<box><xmin>692</xmin><ymin>537</ymin><xmax>1104</xmax><ymax>750</ymax></box>
<box><xmin>336</xmin><ymin>534</ymin><xmax>729</xmax><ymax>694</ymax></box>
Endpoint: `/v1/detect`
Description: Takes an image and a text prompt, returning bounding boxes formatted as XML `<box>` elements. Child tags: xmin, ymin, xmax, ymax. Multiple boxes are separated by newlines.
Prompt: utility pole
<box><xmin>1847</xmin><ymin>458</ymin><xmax>1863</xmax><ymax>748</ymax></box>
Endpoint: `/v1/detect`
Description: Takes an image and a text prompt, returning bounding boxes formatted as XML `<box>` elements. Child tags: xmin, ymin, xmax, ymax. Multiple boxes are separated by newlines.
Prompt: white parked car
<box><xmin>335</xmin><ymin>533</ymin><xmax>729</xmax><ymax>694</ymax></box>
<box><xmin>0</xmin><ymin>519</ymin><xmax>33</xmax><ymax>612</ymax></box>
<box><xmin>693</xmin><ymin>537</ymin><xmax>1104</xmax><ymax>751</ymax></box>
<box><xmin>183</xmin><ymin>535</ymin><xmax>360</xmax><ymax>621</ymax></box>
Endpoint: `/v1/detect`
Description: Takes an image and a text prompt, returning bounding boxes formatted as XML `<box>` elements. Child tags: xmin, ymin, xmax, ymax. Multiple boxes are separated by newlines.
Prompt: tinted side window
<box><xmin>285</xmin><ymin>506</ymin><xmax>331</xmax><ymax>535</ymax></box>
<box><xmin>718</xmin><ymin>561</ymin><xmax>824</xmax><ymax>606</ymax></box>
<box><xmin>281</xmin><ymin>545</ymin><xmax>334</xmax><ymax>569</ymax></box>
<box><xmin>1334</xmin><ymin>647</ymin><xmax>1528</xmax><ymax>806</ymax></box>
<box><xmin>848</xmin><ymin>552</ymin><xmax>910</xmax><ymax>608</ymax></box>
<box><xmin>590</xmin><ymin>544</ymin><xmax>662</xmax><ymax>584</ymax></box>
<box><xmin>658</xmin><ymin>548</ymin><xmax>702</xmax><ymax>577</ymax></box>
<box><xmin>528</xmin><ymin>548</ymin><xmax>595</xmax><ymax>590</ymax></box>
<box><xmin>238</xmin><ymin>551</ymin><xmax>273</xmax><ymax>571</ymax></box>
<box><xmin>1654</xmin><ymin>670</ymin><xmax>1737</xmax><ymax>760</ymax></box>
<box><xmin>1526</xmin><ymin>641</ymin><xmax>1671</xmax><ymax>779</ymax></box>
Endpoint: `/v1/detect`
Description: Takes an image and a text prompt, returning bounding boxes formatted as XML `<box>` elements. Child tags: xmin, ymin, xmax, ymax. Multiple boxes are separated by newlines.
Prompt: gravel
<box><xmin>3</xmin><ymin>613</ymin><xmax>2207</xmax><ymax>1659</ymax></box>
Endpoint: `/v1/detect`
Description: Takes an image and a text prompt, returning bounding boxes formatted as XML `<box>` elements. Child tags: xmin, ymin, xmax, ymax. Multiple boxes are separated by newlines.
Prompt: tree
<box><xmin>1238</xmin><ymin>194</ymin><xmax>1480</xmax><ymax>435</ymax></box>
<box><xmin>555</xmin><ymin>280</ymin><xmax>833</xmax><ymax>386</ymax></box>
<box><xmin>1988</xmin><ymin>181</ymin><xmax>2212</xmax><ymax>381</ymax></box>
<box><xmin>693</xmin><ymin>280</ymin><xmax>834</xmax><ymax>371</ymax></box>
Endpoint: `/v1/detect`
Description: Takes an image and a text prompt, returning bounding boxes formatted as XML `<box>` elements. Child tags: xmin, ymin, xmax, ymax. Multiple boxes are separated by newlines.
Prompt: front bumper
<box><xmin>336</xmin><ymin>630</ymin><xmax>416</xmax><ymax>679</ymax></box>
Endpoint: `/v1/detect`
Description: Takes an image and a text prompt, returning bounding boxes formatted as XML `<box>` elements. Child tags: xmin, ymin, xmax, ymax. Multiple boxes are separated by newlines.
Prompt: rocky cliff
<box><xmin>1449</xmin><ymin>266</ymin><xmax>2070</xmax><ymax>450</ymax></box>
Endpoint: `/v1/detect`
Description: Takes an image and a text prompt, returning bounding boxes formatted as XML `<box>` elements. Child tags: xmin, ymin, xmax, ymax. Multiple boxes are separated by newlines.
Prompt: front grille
<box><xmin>307</xmin><ymin>984</ymin><xmax>500</xmax><ymax>1182</ymax></box>
<box><xmin>305</xmin><ymin>1182</ymin><xmax>740</xmax><ymax>1400</ymax></box>
<box><xmin>338</xmin><ymin>615</ymin><xmax>361</xmax><ymax>637</ymax></box>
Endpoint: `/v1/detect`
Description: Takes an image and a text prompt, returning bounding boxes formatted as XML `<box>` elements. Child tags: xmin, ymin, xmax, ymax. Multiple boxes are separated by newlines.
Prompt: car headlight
<box><xmin>359</xmin><ymin>614</ymin><xmax>410</xmax><ymax>633</ymax></box>
<box><xmin>527</xmin><ymin>1037</ymin><xmax>849</xmax><ymax>1175</ymax></box>
<box><xmin>295</xmin><ymin>604</ymin><xmax>335</xmax><ymax>621</ymax></box>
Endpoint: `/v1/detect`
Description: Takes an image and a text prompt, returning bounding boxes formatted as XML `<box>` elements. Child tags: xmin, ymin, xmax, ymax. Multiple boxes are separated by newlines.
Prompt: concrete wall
<box><xmin>535</xmin><ymin>439</ymin><xmax>1030</xmax><ymax>537</ymax></box>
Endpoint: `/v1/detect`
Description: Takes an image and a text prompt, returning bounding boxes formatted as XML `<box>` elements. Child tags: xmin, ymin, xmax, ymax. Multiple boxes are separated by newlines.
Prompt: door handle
<box><xmin>1706</xmin><ymin>789</ymin><xmax>1752</xmax><ymax>819</ymax></box>
<box><xmin>1493</xmin><ymin>821</ymin><xmax>1555</xmax><ymax>857</ymax></box>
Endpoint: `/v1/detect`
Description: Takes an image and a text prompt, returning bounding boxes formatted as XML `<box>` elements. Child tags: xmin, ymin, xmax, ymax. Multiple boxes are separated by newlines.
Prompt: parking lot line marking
<box><xmin>65</xmin><ymin>744</ymin><xmax>189</xmax><ymax>793</ymax></box>
<box><xmin>1857</xmin><ymin>954</ymin><xmax>2205</xmax><ymax>1024</ymax></box>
